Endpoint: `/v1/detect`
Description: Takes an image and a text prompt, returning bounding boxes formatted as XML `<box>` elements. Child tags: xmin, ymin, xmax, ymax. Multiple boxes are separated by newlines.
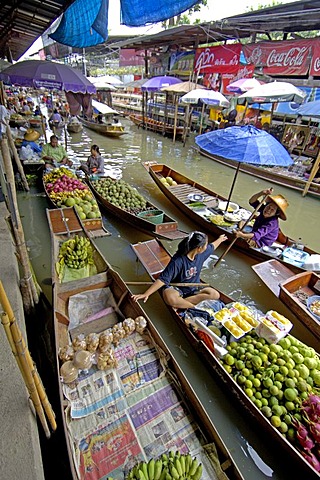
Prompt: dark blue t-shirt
<box><xmin>158</xmin><ymin>243</ymin><xmax>214</xmax><ymax>295</ymax></box>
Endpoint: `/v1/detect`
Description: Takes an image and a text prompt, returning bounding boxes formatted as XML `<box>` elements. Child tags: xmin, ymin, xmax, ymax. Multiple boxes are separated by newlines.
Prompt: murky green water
<box><xmin>18</xmin><ymin>117</ymin><xmax>320</xmax><ymax>480</ymax></box>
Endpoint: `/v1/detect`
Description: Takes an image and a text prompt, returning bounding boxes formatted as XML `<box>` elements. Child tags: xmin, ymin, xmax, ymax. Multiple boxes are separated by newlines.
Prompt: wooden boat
<box><xmin>47</xmin><ymin>207</ymin><xmax>243</xmax><ymax>480</ymax></box>
<box><xmin>49</xmin><ymin>119</ymin><xmax>65</xmax><ymax>130</ymax></box>
<box><xmin>66</xmin><ymin>121</ymin><xmax>83</xmax><ymax>133</ymax></box>
<box><xmin>129</xmin><ymin>114</ymin><xmax>184</xmax><ymax>138</ymax></box>
<box><xmin>131</xmin><ymin>238</ymin><xmax>320</xmax><ymax>480</ymax></box>
<box><xmin>253</xmin><ymin>259</ymin><xmax>320</xmax><ymax>340</ymax></box>
<box><xmin>86</xmin><ymin>176</ymin><xmax>187</xmax><ymax>240</ymax></box>
<box><xmin>42</xmin><ymin>175</ymin><xmax>110</xmax><ymax>238</ymax></box>
<box><xmin>196</xmin><ymin>146</ymin><xmax>320</xmax><ymax>199</ymax></box>
<box><xmin>144</xmin><ymin>162</ymin><xmax>320</xmax><ymax>272</ymax></box>
<box><xmin>28</xmin><ymin>116</ymin><xmax>43</xmax><ymax>129</ymax></box>
<box><xmin>80</xmin><ymin>117</ymin><xmax>126</xmax><ymax>137</ymax></box>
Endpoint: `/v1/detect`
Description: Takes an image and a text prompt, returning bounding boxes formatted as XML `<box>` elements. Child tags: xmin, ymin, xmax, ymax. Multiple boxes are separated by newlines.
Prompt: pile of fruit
<box><xmin>43</xmin><ymin>167</ymin><xmax>101</xmax><ymax>220</ymax></box>
<box><xmin>124</xmin><ymin>451</ymin><xmax>203</xmax><ymax>480</ymax></box>
<box><xmin>221</xmin><ymin>332</ymin><xmax>320</xmax><ymax>455</ymax></box>
<box><xmin>91</xmin><ymin>177</ymin><xmax>148</xmax><ymax>214</ymax></box>
<box><xmin>56</xmin><ymin>235</ymin><xmax>94</xmax><ymax>271</ymax></box>
<box><xmin>160</xmin><ymin>176</ymin><xmax>178</xmax><ymax>187</ymax></box>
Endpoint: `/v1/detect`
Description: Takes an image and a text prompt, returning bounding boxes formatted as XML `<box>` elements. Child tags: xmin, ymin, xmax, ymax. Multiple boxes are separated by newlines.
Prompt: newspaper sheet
<box><xmin>64</xmin><ymin>331</ymin><xmax>222</xmax><ymax>480</ymax></box>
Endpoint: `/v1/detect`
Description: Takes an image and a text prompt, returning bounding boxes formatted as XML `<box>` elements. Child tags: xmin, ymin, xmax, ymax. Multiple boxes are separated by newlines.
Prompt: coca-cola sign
<box><xmin>310</xmin><ymin>39</ymin><xmax>320</xmax><ymax>75</ymax></box>
<box><xmin>194</xmin><ymin>44</ymin><xmax>241</xmax><ymax>74</ymax></box>
<box><xmin>243</xmin><ymin>39</ymin><xmax>313</xmax><ymax>76</ymax></box>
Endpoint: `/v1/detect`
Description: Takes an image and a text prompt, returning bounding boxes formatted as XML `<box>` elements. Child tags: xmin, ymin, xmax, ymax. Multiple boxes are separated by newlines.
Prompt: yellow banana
<box><xmin>148</xmin><ymin>459</ymin><xmax>155</xmax><ymax>480</ymax></box>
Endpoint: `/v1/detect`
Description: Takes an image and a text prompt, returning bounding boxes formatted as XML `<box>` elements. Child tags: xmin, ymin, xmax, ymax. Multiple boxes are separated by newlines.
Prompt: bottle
<box><xmin>295</xmin><ymin>238</ymin><xmax>304</xmax><ymax>250</ymax></box>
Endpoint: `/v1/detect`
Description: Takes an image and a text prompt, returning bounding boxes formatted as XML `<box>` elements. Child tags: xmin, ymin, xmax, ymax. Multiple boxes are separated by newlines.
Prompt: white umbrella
<box><xmin>87</xmin><ymin>75</ymin><xmax>123</xmax><ymax>86</ymax></box>
<box><xmin>180</xmin><ymin>89</ymin><xmax>230</xmax><ymax>107</ymax></box>
<box><xmin>226</xmin><ymin>78</ymin><xmax>263</xmax><ymax>94</ymax></box>
<box><xmin>91</xmin><ymin>81</ymin><xmax>117</xmax><ymax>91</ymax></box>
<box><xmin>239</xmin><ymin>81</ymin><xmax>306</xmax><ymax>104</ymax></box>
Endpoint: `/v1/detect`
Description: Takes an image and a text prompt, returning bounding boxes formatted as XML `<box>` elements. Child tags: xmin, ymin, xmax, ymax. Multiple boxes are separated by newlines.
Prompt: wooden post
<box><xmin>6</xmin><ymin>125</ymin><xmax>29</xmax><ymax>191</ymax></box>
<box><xmin>0</xmin><ymin>137</ymin><xmax>39</xmax><ymax>309</ymax></box>
<box><xmin>199</xmin><ymin>103</ymin><xmax>206</xmax><ymax>135</ymax></box>
<box><xmin>173</xmin><ymin>98</ymin><xmax>178</xmax><ymax>144</ymax></box>
<box><xmin>302</xmin><ymin>152</ymin><xmax>320</xmax><ymax>197</ymax></box>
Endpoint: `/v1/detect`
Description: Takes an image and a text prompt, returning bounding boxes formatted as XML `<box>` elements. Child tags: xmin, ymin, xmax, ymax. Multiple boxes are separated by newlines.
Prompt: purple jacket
<box><xmin>251</xmin><ymin>201</ymin><xmax>279</xmax><ymax>247</ymax></box>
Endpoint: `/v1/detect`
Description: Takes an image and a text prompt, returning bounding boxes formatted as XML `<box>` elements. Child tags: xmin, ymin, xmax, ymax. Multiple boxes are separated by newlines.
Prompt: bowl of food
<box><xmin>188</xmin><ymin>193</ymin><xmax>204</xmax><ymax>202</ymax></box>
<box><xmin>307</xmin><ymin>295</ymin><xmax>320</xmax><ymax>321</ymax></box>
<box><xmin>218</xmin><ymin>201</ymin><xmax>239</xmax><ymax>213</ymax></box>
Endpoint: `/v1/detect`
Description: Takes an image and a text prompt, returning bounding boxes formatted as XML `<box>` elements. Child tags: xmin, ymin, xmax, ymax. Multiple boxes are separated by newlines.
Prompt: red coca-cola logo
<box><xmin>267</xmin><ymin>47</ymin><xmax>308</xmax><ymax>67</ymax></box>
<box><xmin>313</xmin><ymin>56</ymin><xmax>320</xmax><ymax>72</ymax></box>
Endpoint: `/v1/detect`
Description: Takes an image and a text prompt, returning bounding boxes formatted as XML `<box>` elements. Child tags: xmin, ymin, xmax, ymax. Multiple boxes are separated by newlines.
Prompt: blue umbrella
<box><xmin>195</xmin><ymin>125</ymin><xmax>293</xmax><ymax>204</ymax></box>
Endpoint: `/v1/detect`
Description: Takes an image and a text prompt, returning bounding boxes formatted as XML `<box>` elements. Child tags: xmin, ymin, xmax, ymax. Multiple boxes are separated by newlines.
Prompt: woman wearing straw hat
<box><xmin>21</xmin><ymin>129</ymin><xmax>42</xmax><ymax>154</ymax></box>
<box><xmin>234</xmin><ymin>187</ymin><xmax>289</xmax><ymax>248</ymax></box>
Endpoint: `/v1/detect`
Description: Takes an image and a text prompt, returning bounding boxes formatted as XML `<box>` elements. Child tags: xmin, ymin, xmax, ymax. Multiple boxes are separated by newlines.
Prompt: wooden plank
<box><xmin>132</xmin><ymin>239</ymin><xmax>170</xmax><ymax>279</ymax></box>
<box><xmin>252</xmin><ymin>259</ymin><xmax>294</xmax><ymax>296</ymax></box>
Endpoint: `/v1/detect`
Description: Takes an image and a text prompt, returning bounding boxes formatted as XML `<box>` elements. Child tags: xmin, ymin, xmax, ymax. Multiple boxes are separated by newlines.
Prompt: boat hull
<box><xmin>145</xmin><ymin>162</ymin><xmax>319</xmax><ymax>272</ymax></box>
<box><xmin>132</xmin><ymin>238</ymin><xmax>320</xmax><ymax>480</ymax></box>
<box><xmin>129</xmin><ymin>114</ymin><xmax>184</xmax><ymax>138</ymax></box>
<box><xmin>66</xmin><ymin>123</ymin><xmax>82</xmax><ymax>133</ymax></box>
<box><xmin>80</xmin><ymin>117</ymin><xmax>126</xmax><ymax>137</ymax></box>
<box><xmin>87</xmin><ymin>177</ymin><xmax>187</xmax><ymax>240</ymax></box>
<box><xmin>47</xmin><ymin>208</ymin><xmax>243</xmax><ymax>480</ymax></box>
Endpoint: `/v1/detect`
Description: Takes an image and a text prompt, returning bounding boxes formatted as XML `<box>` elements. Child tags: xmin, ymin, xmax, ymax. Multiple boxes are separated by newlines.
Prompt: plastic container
<box><xmin>137</xmin><ymin>209</ymin><xmax>164</xmax><ymax>224</ymax></box>
<box><xmin>281</xmin><ymin>247</ymin><xmax>310</xmax><ymax>268</ymax></box>
<box><xmin>307</xmin><ymin>295</ymin><xmax>320</xmax><ymax>321</ymax></box>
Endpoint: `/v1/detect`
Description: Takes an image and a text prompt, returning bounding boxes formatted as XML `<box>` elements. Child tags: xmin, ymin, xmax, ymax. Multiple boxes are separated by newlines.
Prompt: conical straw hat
<box><xmin>267</xmin><ymin>194</ymin><xmax>289</xmax><ymax>220</ymax></box>
<box><xmin>24</xmin><ymin>129</ymin><xmax>40</xmax><ymax>141</ymax></box>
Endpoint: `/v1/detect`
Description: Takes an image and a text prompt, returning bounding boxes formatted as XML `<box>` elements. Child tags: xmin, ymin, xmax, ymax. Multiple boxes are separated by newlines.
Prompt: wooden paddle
<box><xmin>302</xmin><ymin>153</ymin><xmax>320</xmax><ymax>197</ymax></box>
<box><xmin>214</xmin><ymin>192</ymin><xmax>269</xmax><ymax>267</ymax></box>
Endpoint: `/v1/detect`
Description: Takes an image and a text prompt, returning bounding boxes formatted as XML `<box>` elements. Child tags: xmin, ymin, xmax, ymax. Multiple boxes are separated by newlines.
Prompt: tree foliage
<box><xmin>162</xmin><ymin>0</ymin><xmax>207</xmax><ymax>28</ymax></box>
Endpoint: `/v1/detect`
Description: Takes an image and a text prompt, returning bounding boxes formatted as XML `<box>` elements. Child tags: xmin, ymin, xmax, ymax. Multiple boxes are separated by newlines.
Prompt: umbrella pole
<box><xmin>226</xmin><ymin>163</ymin><xmax>240</xmax><ymax>210</ymax></box>
<box><xmin>173</xmin><ymin>98</ymin><xmax>178</xmax><ymax>144</ymax></box>
<box><xmin>199</xmin><ymin>103</ymin><xmax>206</xmax><ymax>135</ymax></box>
<box><xmin>302</xmin><ymin>152</ymin><xmax>320</xmax><ymax>197</ymax></box>
<box><xmin>214</xmin><ymin>194</ymin><xmax>269</xmax><ymax>267</ymax></box>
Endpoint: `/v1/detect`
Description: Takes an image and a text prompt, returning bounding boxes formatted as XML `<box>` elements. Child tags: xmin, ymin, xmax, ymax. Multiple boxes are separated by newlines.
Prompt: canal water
<box><xmin>17</xmin><ymin>117</ymin><xmax>319</xmax><ymax>480</ymax></box>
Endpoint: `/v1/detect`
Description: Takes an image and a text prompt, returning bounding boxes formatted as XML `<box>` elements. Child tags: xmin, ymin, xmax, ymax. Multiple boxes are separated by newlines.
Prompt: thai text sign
<box><xmin>194</xmin><ymin>44</ymin><xmax>241</xmax><ymax>74</ymax></box>
<box><xmin>243</xmin><ymin>39</ymin><xmax>313</xmax><ymax>76</ymax></box>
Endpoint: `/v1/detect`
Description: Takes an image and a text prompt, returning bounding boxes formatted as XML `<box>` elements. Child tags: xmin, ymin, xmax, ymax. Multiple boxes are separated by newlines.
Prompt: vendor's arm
<box><xmin>249</xmin><ymin>187</ymin><xmax>274</xmax><ymax>206</ymax></box>
<box><xmin>96</xmin><ymin>156</ymin><xmax>105</xmax><ymax>174</ymax></box>
<box><xmin>132</xmin><ymin>278</ymin><xmax>165</xmax><ymax>303</ymax></box>
<box><xmin>211</xmin><ymin>234</ymin><xmax>228</xmax><ymax>250</ymax></box>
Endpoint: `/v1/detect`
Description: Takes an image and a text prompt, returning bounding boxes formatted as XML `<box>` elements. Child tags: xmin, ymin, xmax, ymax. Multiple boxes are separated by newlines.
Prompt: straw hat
<box><xmin>267</xmin><ymin>194</ymin><xmax>289</xmax><ymax>220</ymax></box>
<box><xmin>24</xmin><ymin>129</ymin><xmax>40</xmax><ymax>142</ymax></box>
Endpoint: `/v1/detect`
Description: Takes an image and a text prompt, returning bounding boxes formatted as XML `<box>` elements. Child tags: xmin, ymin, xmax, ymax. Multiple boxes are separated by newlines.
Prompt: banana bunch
<box><xmin>43</xmin><ymin>167</ymin><xmax>75</xmax><ymax>184</ymax></box>
<box><xmin>57</xmin><ymin>235</ymin><xmax>94</xmax><ymax>270</ymax></box>
<box><xmin>126</xmin><ymin>451</ymin><xmax>202</xmax><ymax>480</ymax></box>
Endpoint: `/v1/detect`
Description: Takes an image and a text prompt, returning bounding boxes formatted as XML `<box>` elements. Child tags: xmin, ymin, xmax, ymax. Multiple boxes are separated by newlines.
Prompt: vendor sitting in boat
<box><xmin>78</xmin><ymin>144</ymin><xmax>104</xmax><ymax>175</ymax></box>
<box><xmin>234</xmin><ymin>188</ymin><xmax>289</xmax><ymax>248</ymax></box>
<box><xmin>96</xmin><ymin>113</ymin><xmax>104</xmax><ymax>124</ymax></box>
<box><xmin>21</xmin><ymin>129</ymin><xmax>42</xmax><ymax>154</ymax></box>
<box><xmin>49</xmin><ymin>109</ymin><xmax>63</xmax><ymax>126</ymax></box>
<box><xmin>41</xmin><ymin>135</ymin><xmax>72</xmax><ymax>169</ymax></box>
<box><xmin>132</xmin><ymin>231</ymin><xmax>228</xmax><ymax>309</ymax></box>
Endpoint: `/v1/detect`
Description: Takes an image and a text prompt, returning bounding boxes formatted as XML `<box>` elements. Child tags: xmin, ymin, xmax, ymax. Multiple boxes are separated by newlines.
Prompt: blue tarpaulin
<box><xmin>120</xmin><ymin>0</ymin><xmax>199</xmax><ymax>26</ymax></box>
<box><xmin>50</xmin><ymin>0</ymin><xmax>108</xmax><ymax>48</ymax></box>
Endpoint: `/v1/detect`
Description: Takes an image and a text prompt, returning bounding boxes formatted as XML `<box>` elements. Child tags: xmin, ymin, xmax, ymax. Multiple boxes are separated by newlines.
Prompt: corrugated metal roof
<box><xmin>0</xmin><ymin>0</ymin><xmax>75</xmax><ymax>61</ymax></box>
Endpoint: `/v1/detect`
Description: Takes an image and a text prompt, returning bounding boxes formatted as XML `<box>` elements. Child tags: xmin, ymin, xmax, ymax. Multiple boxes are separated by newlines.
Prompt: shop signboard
<box><xmin>194</xmin><ymin>44</ymin><xmax>241</xmax><ymax>74</ymax></box>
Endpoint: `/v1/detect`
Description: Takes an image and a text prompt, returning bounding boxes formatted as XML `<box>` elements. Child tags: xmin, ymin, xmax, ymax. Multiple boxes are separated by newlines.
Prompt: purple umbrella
<box><xmin>226</xmin><ymin>78</ymin><xmax>263</xmax><ymax>94</ymax></box>
<box><xmin>141</xmin><ymin>76</ymin><xmax>182</xmax><ymax>92</ymax></box>
<box><xmin>0</xmin><ymin>60</ymin><xmax>96</xmax><ymax>94</ymax></box>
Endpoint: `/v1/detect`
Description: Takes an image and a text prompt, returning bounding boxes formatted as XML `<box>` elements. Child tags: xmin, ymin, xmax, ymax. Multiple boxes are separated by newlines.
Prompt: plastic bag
<box><xmin>20</xmin><ymin>144</ymin><xmax>33</xmax><ymax>161</ymax></box>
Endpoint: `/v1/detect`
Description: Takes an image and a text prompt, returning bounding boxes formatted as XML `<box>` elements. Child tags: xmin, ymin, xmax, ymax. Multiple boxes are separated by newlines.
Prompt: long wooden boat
<box><xmin>196</xmin><ymin>146</ymin><xmax>320</xmax><ymax>199</ymax></box>
<box><xmin>66</xmin><ymin>121</ymin><xmax>83</xmax><ymax>133</ymax></box>
<box><xmin>43</xmin><ymin>170</ymin><xmax>109</xmax><ymax>238</ymax></box>
<box><xmin>86</xmin><ymin>176</ymin><xmax>187</xmax><ymax>240</ymax></box>
<box><xmin>145</xmin><ymin>162</ymin><xmax>319</xmax><ymax>272</ymax></box>
<box><xmin>253</xmin><ymin>259</ymin><xmax>320</xmax><ymax>340</ymax></box>
<box><xmin>80</xmin><ymin>117</ymin><xmax>126</xmax><ymax>137</ymax></box>
<box><xmin>47</xmin><ymin>207</ymin><xmax>243</xmax><ymax>480</ymax></box>
<box><xmin>129</xmin><ymin>114</ymin><xmax>184</xmax><ymax>138</ymax></box>
<box><xmin>131</xmin><ymin>238</ymin><xmax>320</xmax><ymax>479</ymax></box>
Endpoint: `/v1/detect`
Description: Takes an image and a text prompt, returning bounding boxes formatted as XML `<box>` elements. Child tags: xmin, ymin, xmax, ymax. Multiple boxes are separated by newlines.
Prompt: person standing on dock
<box><xmin>132</xmin><ymin>231</ymin><xmax>228</xmax><ymax>309</ymax></box>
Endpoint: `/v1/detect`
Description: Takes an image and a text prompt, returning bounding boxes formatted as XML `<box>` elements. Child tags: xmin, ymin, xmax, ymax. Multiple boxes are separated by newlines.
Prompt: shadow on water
<box><xmin>25</xmin><ymin>294</ymin><xmax>72</xmax><ymax>480</ymax></box>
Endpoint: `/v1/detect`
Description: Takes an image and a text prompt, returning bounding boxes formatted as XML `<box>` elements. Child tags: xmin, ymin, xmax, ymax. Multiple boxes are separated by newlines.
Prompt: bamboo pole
<box><xmin>302</xmin><ymin>152</ymin><xmax>320</xmax><ymax>197</ymax></box>
<box><xmin>6</xmin><ymin>125</ymin><xmax>29</xmax><ymax>191</ymax></box>
<box><xmin>173</xmin><ymin>98</ymin><xmax>178</xmax><ymax>144</ymax></box>
<box><xmin>126</xmin><ymin>281</ymin><xmax>210</xmax><ymax>287</ymax></box>
<box><xmin>199</xmin><ymin>103</ymin><xmax>206</xmax><ymax>135</ymax></box>
<box><xmin>0</xmin><ymin>137</ymin><xmax>39</xmax><ymax>309</ymax></box>
<box><xmin>214</xmin><ymin>193</ymin><xmax>269</xmax><ymax>267</ymax></box>
<box><xmin>0</xmin><ymin>283</ymin><xmax>56</xmax><ymax>433</ymax></box>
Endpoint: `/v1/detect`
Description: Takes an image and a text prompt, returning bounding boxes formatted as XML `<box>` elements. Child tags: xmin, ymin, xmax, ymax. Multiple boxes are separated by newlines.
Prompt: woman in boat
<box><xmin>21</xmin><ymin>129</ymin><xmax>42</xmax><ymax>154</ymax></box>
<box><xmin>79</xmin><ymin>144</ymin><xmax>104</xmax><ymax>175</ymax></box>
<box><xmin>49</xmin><ymin>109</ymin><xmax>63</xmax><ymax>127</ymax></box>
<box><xmin>234</xmin><ymin>188</ymin><xmax>289</xmax><ymax>248</ymax></box>
<box><xmin>132</xmin><ymin>231</ymin><xmax>228</xmax><ymax>309</ymax></box>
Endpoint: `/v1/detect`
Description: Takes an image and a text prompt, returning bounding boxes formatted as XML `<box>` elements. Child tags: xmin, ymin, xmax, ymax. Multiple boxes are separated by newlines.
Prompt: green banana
<box><xmin>159</xmin><ymin>467</ymin><xmax>168</xmax><ymax>480</ymax></box>
<box><xmin>154</xmin><ymin>459</ymin><xmax>163</xmax><ymax>480</ymax></box>
<box><xmin>179</xmin><ymin>455</ymin><xmax>185</xmax><ymax>476</ymax></box>
<box><xmin>191</xmin><ymin>463</ymin><xmax>202</xmax><ymax>480</ymax></box>
<box><xmin>138</xmin><ymin>469</ymin><xmax>147</xmax><ymax>480</ymax></box>
<box><xmin>168</xmin><ymin>464</ymin><xmax>179</xmax><ymax>480</ymax></box>
<box><xmin>188</xmin><ymin>458</ymin><xmax>199</xmax><ymax>477</ymax></box>
<box><xmin>185</xmin><ymin>454</ymin><xmax>192</xmax><ymax>474</ymax></box>
<box><xmin>148</xmin><ymin>459</ymin><xmax>155</xmax><ymax>480</ymax></box>
<box><xmin>141</xmin><ymin>462</ymin><xmax>149</xmax><ymax>480</ymax></box>
<box><xmin>174</xmin><ymin>457</ymin><xmax>182</xmax><ymax>477</ymax></box>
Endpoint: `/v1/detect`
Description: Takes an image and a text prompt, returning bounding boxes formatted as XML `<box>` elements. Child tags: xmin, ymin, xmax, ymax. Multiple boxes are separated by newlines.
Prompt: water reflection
<box><xmin>17</xmin><ymin>117</ymin><xmax>320</xmax><ymax>480</ymax></box>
